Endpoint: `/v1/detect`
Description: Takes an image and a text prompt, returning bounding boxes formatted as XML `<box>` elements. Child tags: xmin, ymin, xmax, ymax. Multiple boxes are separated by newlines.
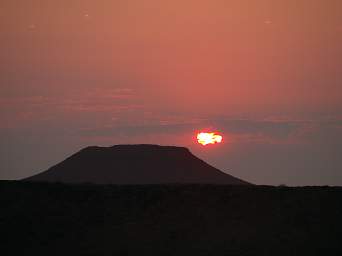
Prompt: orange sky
<box><xmin>0</xmin><ymin>0</ymin><xmax>341</xmax><ymax>185</ymax></box>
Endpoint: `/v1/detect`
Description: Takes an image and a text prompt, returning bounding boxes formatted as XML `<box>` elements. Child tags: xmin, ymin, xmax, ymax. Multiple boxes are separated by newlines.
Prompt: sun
<box><xmin>197</xmin><ymin>132</ymin><xmax>223</xmax><ymax>146</ymax></box>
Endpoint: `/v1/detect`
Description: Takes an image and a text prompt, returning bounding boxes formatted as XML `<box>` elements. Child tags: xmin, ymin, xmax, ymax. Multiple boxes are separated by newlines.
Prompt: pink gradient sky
<box><xmin>1</xmin><ymin>0</ymin><xmax>341</xmax><ymax>185</ymax></box>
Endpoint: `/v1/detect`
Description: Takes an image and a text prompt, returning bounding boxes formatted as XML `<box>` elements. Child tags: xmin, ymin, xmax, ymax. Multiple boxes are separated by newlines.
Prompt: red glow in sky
<box><xmin>0</xmin><ymin>0</ymin><xmax>341</xmax><ymax>185</ymax></box>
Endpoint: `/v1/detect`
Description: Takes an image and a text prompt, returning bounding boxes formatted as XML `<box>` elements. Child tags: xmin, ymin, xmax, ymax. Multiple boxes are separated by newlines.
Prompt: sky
<box><xmin>1</xmin><ymin>0</ymin><xmax>341</xmax><ymax>185</ymax></box>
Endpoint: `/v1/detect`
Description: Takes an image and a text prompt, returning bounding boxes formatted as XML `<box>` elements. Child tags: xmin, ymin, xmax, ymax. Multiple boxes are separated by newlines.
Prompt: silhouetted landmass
<box><xmin>25</xmin><ymin>144</ymin><xmax>249</xmax><ymax>185</ymax></box>
<box><xmin>1</xmin><ymin>181</ymin><xmax>342</xmax><ymax>255</ymax></box>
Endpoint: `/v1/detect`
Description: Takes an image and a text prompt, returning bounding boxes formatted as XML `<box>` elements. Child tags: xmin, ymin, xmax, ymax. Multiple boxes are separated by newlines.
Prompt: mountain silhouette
<box><xmin>25</xmin><ymin>144</ymin><xmax>250</xmax><ymax>185</ymax></box>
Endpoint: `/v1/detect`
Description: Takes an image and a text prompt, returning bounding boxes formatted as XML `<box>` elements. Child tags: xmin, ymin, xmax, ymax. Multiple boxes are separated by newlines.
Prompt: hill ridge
<box><xmin>25</xmin><ymin>144</ymin><xmax>250</xmax><ymax>185</ymax></box>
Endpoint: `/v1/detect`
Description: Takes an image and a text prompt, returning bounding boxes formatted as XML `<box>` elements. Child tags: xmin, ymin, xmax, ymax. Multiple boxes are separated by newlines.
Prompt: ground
<box><xmin>1</xmin><ymin>181</ymin><xmax>342</xmax><ymax>255</ymax></box>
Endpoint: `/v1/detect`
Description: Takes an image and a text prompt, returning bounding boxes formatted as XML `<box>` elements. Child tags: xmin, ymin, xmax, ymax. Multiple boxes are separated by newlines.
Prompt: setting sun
<box><xmin>197</xmin><ymin>132</ymin><xmax>223</xmax><ymax>146</ymax></box>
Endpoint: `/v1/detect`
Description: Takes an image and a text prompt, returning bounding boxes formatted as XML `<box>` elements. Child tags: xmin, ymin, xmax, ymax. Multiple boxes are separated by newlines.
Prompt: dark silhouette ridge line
<box><xmin>25</xmin><ymin>144</ymin><xmax>251</xmax><ymax>185</ymax></box>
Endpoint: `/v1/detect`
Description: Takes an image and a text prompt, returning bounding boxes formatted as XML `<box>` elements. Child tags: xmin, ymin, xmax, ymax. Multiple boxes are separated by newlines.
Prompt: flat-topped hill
<box><xmin>25</xmin><ymin>144</ymin><xmax>249</xmax><ymax>185</ymax></box>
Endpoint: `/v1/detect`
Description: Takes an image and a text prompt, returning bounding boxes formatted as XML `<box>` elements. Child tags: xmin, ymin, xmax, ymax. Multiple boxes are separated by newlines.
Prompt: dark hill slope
<box><xmin>1</xmin><ymin>181</ymin><xmax>342</xmax><ymax>256</ymax></box>
<box><xmin>25</xmin><ymin>144</ymin><xmax>249</xmax><ymax>185</ymax></box>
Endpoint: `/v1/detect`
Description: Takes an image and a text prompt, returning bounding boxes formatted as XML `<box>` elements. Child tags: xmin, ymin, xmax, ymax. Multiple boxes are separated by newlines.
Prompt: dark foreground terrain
<box><xmin>1</xmin><ymin>181</ymin><xmax>342</xmax><ymax>256</ymax></box>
